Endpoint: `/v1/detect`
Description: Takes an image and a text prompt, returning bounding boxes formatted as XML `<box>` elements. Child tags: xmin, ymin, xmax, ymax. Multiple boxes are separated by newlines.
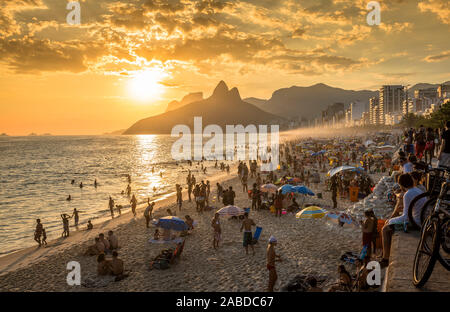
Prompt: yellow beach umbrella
<box><xmin>296</xmin><ymin>206</ymin><xmax>327</xmax><ymax>219</ymax></box>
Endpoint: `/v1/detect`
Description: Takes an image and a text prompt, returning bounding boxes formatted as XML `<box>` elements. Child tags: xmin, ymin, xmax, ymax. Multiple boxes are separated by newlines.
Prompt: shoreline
<box><xmin>0</xmin><ymin>166</ymin><xmax>237</xmax><ymax>277</ymax></box>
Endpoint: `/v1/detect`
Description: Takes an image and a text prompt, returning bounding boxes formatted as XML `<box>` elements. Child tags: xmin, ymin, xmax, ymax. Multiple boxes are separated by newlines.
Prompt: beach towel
<box><xmin>252</xmin><ymin>226</ymin><xmax>262</xmax><ymax>244</ymax></box>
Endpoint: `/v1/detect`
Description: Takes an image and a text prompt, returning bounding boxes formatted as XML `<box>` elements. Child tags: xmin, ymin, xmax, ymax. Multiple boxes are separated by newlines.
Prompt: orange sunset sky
<box><xmin>0</xmin><ymin>0</ymin><xmax>449</xmax><ymax>135</ymax></box>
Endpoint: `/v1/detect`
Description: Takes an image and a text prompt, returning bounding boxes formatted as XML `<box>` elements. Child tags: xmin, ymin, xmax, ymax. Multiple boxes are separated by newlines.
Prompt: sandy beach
<box><xmin>0</xmin><ymin>159</ymin><xmax>383</xmax><ymax>292</ymax></box>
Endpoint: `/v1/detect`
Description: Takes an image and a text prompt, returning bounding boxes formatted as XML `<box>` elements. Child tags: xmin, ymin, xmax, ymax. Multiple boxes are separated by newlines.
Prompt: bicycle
<box><xmin>407</xmin><ymin>166</ymin><xmax>449</xmax><ymax>229</ymax></box>
<box><xmin>412</xmin><ymin>178</ymin><xmax>450</xmax><ymax>287</ymax></box>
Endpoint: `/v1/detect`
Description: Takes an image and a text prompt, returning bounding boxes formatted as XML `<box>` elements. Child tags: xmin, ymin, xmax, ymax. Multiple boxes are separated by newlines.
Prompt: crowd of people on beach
<box><xmin>29</xmin><ymin>120</ymin><xmax>450</xmax><ymax>292</ymax></box>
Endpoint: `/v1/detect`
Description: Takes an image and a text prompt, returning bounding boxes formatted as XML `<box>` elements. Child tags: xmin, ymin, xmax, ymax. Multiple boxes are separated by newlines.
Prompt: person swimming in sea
<box><xmin>94</xmin><ymin>179</ymin><xmax>98</xmax><ymax>188</ymax></box>
<box><xmin>66</xmin><ymin>195</ymin><xmax>72</xmax><ymax>201</ymax></box>
<box><xmin>79</xmin><ymin>182</ymin><xmax>83</xmax><ymax>189</ymax></box>
<box><xmin>71</xmin><ymin>179</ymin><xmax>75</xmax><ymax>185</ymax></box>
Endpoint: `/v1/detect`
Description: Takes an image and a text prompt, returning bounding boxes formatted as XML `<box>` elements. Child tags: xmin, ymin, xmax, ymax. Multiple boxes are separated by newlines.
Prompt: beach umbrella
<box><xmin>279</xmin><ymin>184</ymin><xmax>296</xmax><ymax>194</ymax></box>
<box><xmin>217</xmin><ymin>205</ymin><xmax>244</xmax><ymax>216</ymax></box>
<box><xmin>327</xmin><ymin>165</ymin><xmax>364</xmax><ymax>177</ymax></box>
<box><xmin>325</xmin><ymin>212</ymin><xmax>359</xmax><ymax>227</ymax></box>
<box><xmin>292</xmin><ymin>185</ymin><xmax>315</xmax><ymax>196</ymax></box>
<box><xmin>260</xmin><ymin>183</ymin><xmax>278</xmax><ymax>193</ymax></box>
<box><xmin>296</xmin><ymin>206</ymin><xmax>327</xmax><ymax>219</ymax></box>
<box><xmin>364</xmin><ymin>140</ymin><xmax>375</xmax><ymax>147</ymax></box>
<box><xmin>154</xmin><ymin>216</ymin><xmax>188</xmax><ymax>232</ymax></box>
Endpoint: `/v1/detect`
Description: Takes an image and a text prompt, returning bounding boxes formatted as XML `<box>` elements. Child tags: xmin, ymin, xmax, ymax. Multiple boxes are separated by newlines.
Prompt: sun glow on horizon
<box><xmin>127</xmin><ymin>68</ymin><xmax>167</xmax><ymax>102</ymax></box>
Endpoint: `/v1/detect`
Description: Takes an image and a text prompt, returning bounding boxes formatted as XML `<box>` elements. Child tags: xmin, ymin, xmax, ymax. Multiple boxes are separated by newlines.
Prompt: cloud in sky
<box><xmin>0</xmin><ymin>0</ymin><xmax>448</xmax><ymax>95</ymax></box>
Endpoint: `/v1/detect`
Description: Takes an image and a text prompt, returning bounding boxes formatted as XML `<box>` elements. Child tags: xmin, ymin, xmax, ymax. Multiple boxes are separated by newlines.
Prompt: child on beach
<box><xmin>42</xmin><ymin>228</ymin><xmax>47</xmax><ymax>246</ymax></box>
<box><xmin>87</xmin><ymin>220</ymin><xmax>93</xmax><ymax>230</ymax></box>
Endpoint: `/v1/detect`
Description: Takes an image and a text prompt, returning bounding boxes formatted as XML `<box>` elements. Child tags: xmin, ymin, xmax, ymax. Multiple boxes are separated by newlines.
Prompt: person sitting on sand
<box><xmin>97</xmin><ymin>254</ymin><xmax>112</xmax><ymax>276</ymax></box>
<box><xmin>87</xmin><ymin>220</ymin><xmax>93</xmax><ymax>230</ymax></box>
<box><xmin>167</xmin><ymin>208</ymin><xmax>176</xmax><ymax>216</ymax></box>
<box><xmin>267</xmin><ymin>236</ymin><xmax>282</xmax><ymax>292</ymax></box>
<box><xmin>329</xmin><ymin>265</ymin><xmax>353</xmax><ymax>292</ymax></box>
<box><xmin>99</xmin><ymin>233</ymin><xmax>110</xmax><ymax>253</ymax></box>
<box><xmin>306</xmin><ymin>277</ymin><xmax>323</xmax><ymax>292</ymax></box>
<box><xmin>185</xmin><ymin>215</ymin><xmax>194</xmax><ymax>230</ymax></box>
<box><xmin>84</xmin><ymin>237</ymin><xmax>104</xmax><ymax>256</ymax></box>
<box><xmin>110</xmin><ymin>251</ymin><xmax>124</xmax><ymax>276</ymax></box>
<box><xmin>240</xmin><ymin>212</ymin><xmax>256</xmax><ymax>255</ymax></box>
<box><xmin>108</xmin><ymin>230</ymin><xmax>119</xmax><ymax>250</ymax></box>
<box><xmin>34</xmin><ymin>219</ymin><xmax>43</xmax><ymax>247</ymax></box>
<box><xmin>153</xmin><ymin>229</ymin><xmax>160</xmax><ymax>240</ymax></box>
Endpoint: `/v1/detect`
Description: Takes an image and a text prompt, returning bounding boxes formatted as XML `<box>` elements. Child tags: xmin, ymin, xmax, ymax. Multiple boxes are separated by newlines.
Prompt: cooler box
<box><xmin>349</xmin><ymin>187</ymin><xmax>359</xmax><ymax>202</ymax></box>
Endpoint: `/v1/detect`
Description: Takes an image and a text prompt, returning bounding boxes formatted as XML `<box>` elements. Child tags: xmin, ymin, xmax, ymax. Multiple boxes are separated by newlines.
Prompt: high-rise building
<box><xmin>369</xmin><ymin>97</ymin><xmax>379</xmax><ymax>125</ymax></box>
<box><xmin>414</xmin><ymin>88</ymin><xmax>438</xmax><ymax>99</ymax></box>
<box><xmin>437</xmin><ymin>84</ymin><xmax>450</xmax><ymax>98</ymax></box>
<box><xmin>379</xmin><ymin>85</ymin><xmax>405</xmax><ymax>124</ymax></box>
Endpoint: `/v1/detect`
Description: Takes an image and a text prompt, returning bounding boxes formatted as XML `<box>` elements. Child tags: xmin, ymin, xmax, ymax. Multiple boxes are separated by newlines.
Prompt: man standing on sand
<box><xmin>267</xmin><ymin>236</ymin><xmax>281</xmax><ymax>292</ymax></box>
<box><xmin>211</xmin><ymin>213</ymin><xmax>221</xmax><ymax>249</ymax></box>
<box><xmin>130</xmin><ymin>194</ymin><xmax>137</xmax><ymax>217</ymax></box>
<box><xmin>108</xmin><ymin>196</ymin><xmax>115</xmax><ymax>218</ymax></box>
<box><xmin>144</xmin><ymin>199</ymin><xmax>154</xmax><ymax>228</ymax></box>
<box><xmin>34</xmin><ymin>219</ymin><xmax>43</xmax><ymax>247</ymax></box>
<box><xmin>240</xmin><ymin>213</ymin><xmax>256</xmax><ymax>255</ymax></box>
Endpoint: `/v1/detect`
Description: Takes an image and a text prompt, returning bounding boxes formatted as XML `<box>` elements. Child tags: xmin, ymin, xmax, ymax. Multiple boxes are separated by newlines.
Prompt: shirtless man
<box><xmin>211</xmin><ymin>213</ymin><xmax>221</xmax><ymax>249</ymax></box>
<box><xmin>110</xmin><ymin>251</ymin><xmax>124</xmax><ymax>276</ymax></box>
<box><xmin>266</xmin><ymin>236</ymin><xmax>281</xmax><ymax>292</ymax></box>
<box><xmin>99</xmin><ymin>233</ymin><xmax>110</xmax><ymax>253</ymax></box>
<box><xmin>108</xmin><ymin>230</ymin><xmax>119</xmax><ymax>250</ymax></box>
<box><xmin>34</xmin><ymin>219</ymin><xmax>43</xmax><ymax>247</ymax></box>
<box><xmin>240</xmin><ymin>213</ymin><xmax>256</xmax><ymax>255</ymax></box>
<box><xmin>130</xmin><ymin>194</ymin><xmax>137</xmax><ymax>217</ymax></box>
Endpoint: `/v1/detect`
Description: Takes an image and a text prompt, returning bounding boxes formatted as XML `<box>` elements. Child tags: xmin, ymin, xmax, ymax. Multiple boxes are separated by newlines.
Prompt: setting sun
<box><xmin>127</xmin><ymin>68</ymin><xmax>166</xmax><ymax>102</ymax></box>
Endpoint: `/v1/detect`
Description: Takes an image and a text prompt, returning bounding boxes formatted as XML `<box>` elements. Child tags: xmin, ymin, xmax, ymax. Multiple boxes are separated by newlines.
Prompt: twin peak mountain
<box><xmin>124</xmin><ymin>81</ymin><xmax>281</xmax><ymax>134</ymax></box>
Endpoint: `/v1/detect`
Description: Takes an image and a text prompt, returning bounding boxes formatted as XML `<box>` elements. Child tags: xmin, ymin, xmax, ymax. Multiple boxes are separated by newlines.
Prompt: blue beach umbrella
<box><xmin>154</xmin><ymin>216</ymin><xmax>188</xmax><ymax>231</ymax></box>
<box><xmin>279</xmin><ymin>184</ymin><xmax>296</xmax><ymax>194</ymax></box>
<box><xmin>292</xmin><ymin>185</ymin><xmax>315</xmax><ymax>196</ymax></box>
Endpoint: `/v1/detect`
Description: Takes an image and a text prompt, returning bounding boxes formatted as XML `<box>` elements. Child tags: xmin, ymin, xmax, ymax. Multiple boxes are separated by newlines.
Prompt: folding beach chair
<box><xmin>252</xmin><ymin>227</ymin><xmax>262</xmax><ymax>244</ymax></box>
<box><xmin>341</xmin><ymin>245</ymin><xmax>368</xmax><ymax>265</ymax></box>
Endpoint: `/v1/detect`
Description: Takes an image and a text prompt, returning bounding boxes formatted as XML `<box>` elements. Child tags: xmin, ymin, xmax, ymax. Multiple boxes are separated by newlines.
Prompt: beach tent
<box><xmin>296</xmin><ymin>206</ymin><xmax>327</xmax><ymax>219</ymax></box>
<box><xmin>153</xmin><ymin>216</ymin><xmax>188</xmax><ymax>232</ymax></box>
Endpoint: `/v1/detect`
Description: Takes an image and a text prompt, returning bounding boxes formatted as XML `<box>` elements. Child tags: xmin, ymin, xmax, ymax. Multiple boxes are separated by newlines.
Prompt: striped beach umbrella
<box><xmin>296</xmin><ymin>206</ymin><xmax>327</xmax><ymax>219</ymax></box>
<box><xmin>260</xmin><ymin>183</ymin><xmax>278</xmax><ymax>193</ymax></box>
<box><xmin>217</xmin><ymin>205</ymin><xmax>244</xmax><ymax>216</ymax></box>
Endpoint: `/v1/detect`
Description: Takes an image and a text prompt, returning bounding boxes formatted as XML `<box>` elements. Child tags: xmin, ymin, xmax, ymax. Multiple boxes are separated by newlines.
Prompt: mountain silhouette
<box><xmin>165</xmin><ymin>92</ymin><xmax>203</xmax><ymax>112</ymax></box>
<box><xmin>245</xmin><ymin>83</ymin><xmax>378</xmax><ymax>119</ymax></box>
<box><xmin>124</xmin><ymin>81</ymin><xmax>283</xmax><ymax>134</ymax></box>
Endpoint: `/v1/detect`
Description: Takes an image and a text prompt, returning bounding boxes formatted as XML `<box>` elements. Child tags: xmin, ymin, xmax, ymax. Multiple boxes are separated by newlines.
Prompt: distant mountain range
<box><xmin>123</xmin><ymin>81</ymin><xmax>283</xmax><ymax>135</ymax></box>
<box><xmin>165</xmin><ymin>92</ymin><xmax>203</xmax><ymax>112</ymax></box>
<box><xmin>244</xmin><ymin>83</ymin><xmax>378</xmax><ymax>119</ymax></box>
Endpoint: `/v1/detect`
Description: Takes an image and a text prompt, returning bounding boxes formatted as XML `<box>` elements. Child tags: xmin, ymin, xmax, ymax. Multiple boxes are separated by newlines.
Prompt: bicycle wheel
<box><xmin>437</xmin><ymin>219</ymin><xmax>450</xmax><ymax>270</ymax></box>
<box><xmin>413</xmin><ymin>216</ymin><xmax>440</xmax><ymax>287</ymax></box>
<box><xmin>420</xmin><ymin>197</ymin><xmax>437</xmax><ymax>226</ymax></box>
<box><xmin>408</xmin><ymin>192</ymin><xmax>430</xmax><ymax>229</ymax></box>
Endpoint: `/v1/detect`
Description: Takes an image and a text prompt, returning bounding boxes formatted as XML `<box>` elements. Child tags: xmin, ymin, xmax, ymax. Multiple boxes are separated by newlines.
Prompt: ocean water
<box><xmin>0</xmin><ymin>135</ymin><xmax>231</xmax><ymax>256</ymax></box>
